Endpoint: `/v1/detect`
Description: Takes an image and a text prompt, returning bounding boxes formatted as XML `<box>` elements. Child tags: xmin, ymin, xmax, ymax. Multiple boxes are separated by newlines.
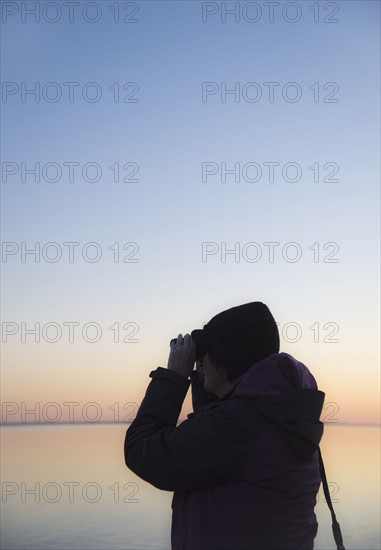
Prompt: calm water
<box><xmin>1</xmin><ymin>424</ymin><xmax>380</xmax><ymax>550</ymax></box>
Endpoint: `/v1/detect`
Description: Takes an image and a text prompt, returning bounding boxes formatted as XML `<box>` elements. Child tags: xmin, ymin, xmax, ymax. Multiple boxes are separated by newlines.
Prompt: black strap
<box><xmin>318</xmin><ymin>447</ymin><xmax>345</xmax><ymax>550</ymax></box>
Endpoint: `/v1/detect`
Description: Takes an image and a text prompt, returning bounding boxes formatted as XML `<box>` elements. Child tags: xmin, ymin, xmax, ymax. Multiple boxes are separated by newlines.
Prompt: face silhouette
<box><xmin>198</xmin><ymin>353</ymin><xmax>230</xmax><ymax>396</ymax></box>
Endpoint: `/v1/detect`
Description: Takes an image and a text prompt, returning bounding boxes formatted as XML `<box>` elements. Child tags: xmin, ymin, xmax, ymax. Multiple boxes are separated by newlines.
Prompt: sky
<box><xmin>1</xmin><ymin>0</ymin><xmax>380</xmax><ymax>425</ymax></box>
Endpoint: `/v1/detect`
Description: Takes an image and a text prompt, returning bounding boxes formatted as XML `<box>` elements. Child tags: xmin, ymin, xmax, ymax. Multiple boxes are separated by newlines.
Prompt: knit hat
<box><xmin>191</xmin><ymin>301</ymin><xmax>280</xmax><ymax>382</ymax></box>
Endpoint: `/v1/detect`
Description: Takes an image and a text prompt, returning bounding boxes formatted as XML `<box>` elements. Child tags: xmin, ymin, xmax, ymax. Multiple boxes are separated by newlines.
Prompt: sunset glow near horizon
<box><xmin>1</xmin><ymin>1</ymin><xmax>380</xmax><ymax>427</ymax></box>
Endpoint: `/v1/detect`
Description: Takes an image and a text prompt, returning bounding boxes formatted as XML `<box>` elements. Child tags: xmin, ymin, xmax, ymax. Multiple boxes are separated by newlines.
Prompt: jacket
<box><xmin>124</xmin><ymin>352</ymin><xmax>325</xmax><ymax>550</ymax></box>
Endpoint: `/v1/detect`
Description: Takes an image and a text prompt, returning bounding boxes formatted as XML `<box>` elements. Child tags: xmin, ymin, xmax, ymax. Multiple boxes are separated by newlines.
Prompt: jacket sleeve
<box><xmin>124</xmin><ymin>367</ymin><xmax>264</xmax><ymax>492</ymax></box>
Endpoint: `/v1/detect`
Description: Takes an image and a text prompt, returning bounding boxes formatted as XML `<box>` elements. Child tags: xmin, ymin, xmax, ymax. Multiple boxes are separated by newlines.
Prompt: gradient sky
<box><xmin>1</xmin><ymin>0</ymin><xmax>380</xmax><ymax>425</ymax></box>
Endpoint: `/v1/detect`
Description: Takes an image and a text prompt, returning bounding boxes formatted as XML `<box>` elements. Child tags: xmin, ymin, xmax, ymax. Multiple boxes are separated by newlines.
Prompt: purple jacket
<box><xmin>124</xmin><ymin>352</ymin><xmax>325</xmax><ymax>550</ymax></box>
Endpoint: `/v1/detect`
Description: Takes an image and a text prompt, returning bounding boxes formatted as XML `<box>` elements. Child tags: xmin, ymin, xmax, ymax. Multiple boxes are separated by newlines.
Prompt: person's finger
<box><xmin>170</xmin><ymin>338</ymin><xmax>177</xmax><ymax>348</ymax></box>
<box><xmin>177</xmin><ymin>333</ymin><xmax>183</xmax><ymax>344</ymax></box>
<box><xmin>188</xmin><ymin>334</ymin><xmax>197</xmax><ymax>353</ymax></box>
<box><xmin>184</xmin><ymin>334</ymin><xmax>194</xmax><ymax>351</ymax></box>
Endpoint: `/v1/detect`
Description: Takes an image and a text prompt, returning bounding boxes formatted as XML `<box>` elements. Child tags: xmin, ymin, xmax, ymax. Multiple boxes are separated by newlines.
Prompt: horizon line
<box><xmin>1</xmin><ymin>421</ymin><xmax>380</xmax><ymax>428</ymax></box>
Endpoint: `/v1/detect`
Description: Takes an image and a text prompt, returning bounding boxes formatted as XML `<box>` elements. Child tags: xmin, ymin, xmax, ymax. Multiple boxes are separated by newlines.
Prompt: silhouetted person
<box><xmin>124</xmin><ymin>302</ymin><xmax>325</xmax><ymax>550</ymax></box>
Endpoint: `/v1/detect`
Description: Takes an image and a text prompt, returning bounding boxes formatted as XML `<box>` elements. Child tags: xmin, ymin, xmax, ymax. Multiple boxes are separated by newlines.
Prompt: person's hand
<box><xmin>167</xmin><ymin>333</ymin><xmax>197</xmax><ymax>378</ymax></box>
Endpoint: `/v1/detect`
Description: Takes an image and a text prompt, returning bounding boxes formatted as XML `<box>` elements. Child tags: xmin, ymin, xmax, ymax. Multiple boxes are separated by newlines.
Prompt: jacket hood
<box><xmin>228</xmin><ymin>352</ymin><xmax>325</xmax><ymax>460</ymax></box>
<box><xmin>232</xmin><ymin>351</ymin><xmax>319</xmax><ymax>396</ymax></box>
